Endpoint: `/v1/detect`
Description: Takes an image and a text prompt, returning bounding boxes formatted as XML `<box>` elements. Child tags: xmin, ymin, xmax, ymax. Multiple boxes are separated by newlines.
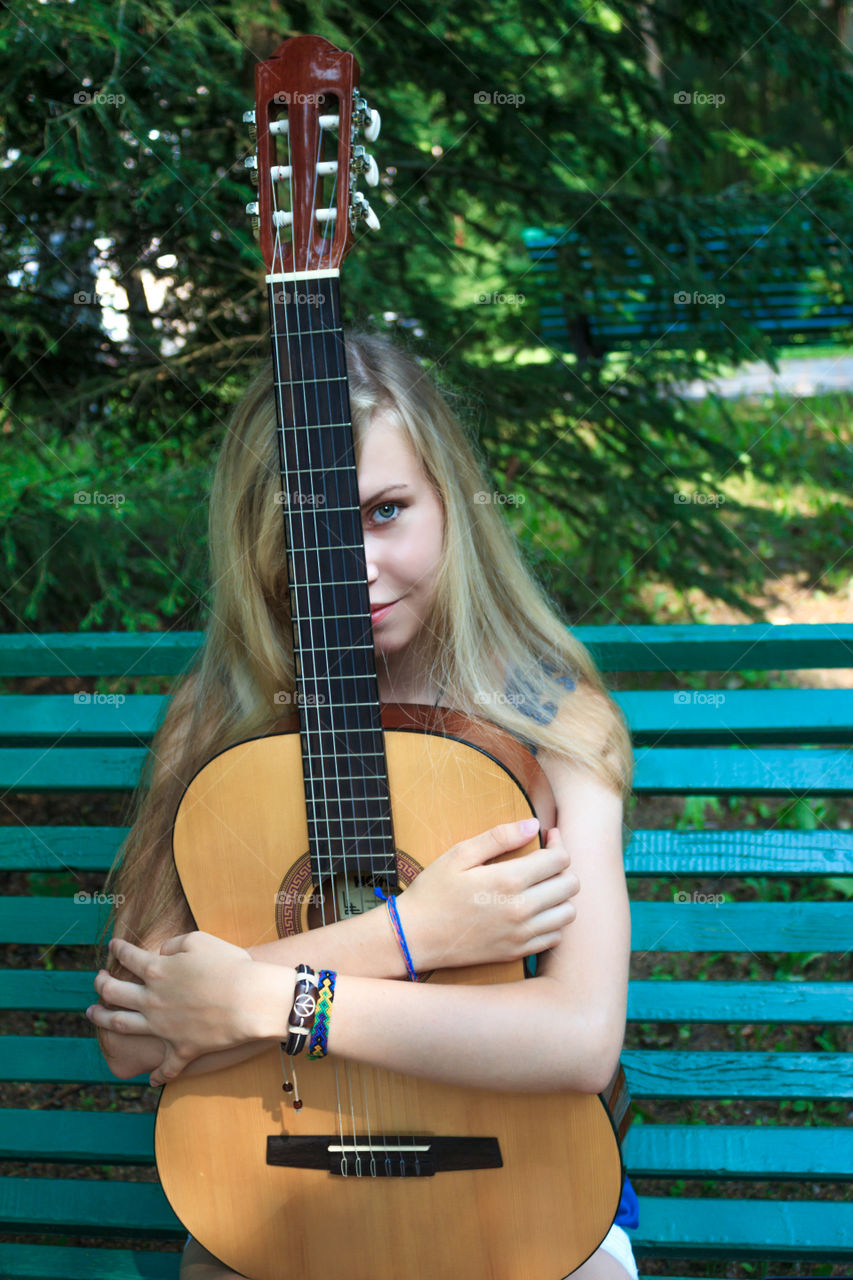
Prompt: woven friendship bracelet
<box><xmin>284</xmin><ymin>963</ymin><xmax>319</xmax><ymax>1057</ymax></box>
<box><xmin>307</xmin><ymin>969</ymin><xmax>337</xmax><ymax>1059</ymax></box>
<box><xmin>374</xmin><ymin>887</ymin><xmax>419</xmax><ymax>981</ymax></box>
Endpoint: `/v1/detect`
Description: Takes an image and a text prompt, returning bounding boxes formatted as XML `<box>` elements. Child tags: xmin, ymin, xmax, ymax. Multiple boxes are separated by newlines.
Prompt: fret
<box><xmin>282</xmin><ymin>465</ymin><xmax>355</xmax><ymax>476</ymax></box>
<box><xmin>289</xmin><ymin>543</ymin><xmax>363</xmax><ymax>553</ymax></box>
<box><xmin>279</xmin><ymin>427</ymin><xmax>350</xmax><ymax>437</ymax></box>
<box><xmin>294</xmin><ymin>643</ymin><xmax>374</xmax><ymax>651</ymax></box>
<box><xmin>277</xmin><ymin>375</ymin><xmax>348</xmax><ymax>386</ymax></box>
<box><xmin>290</xmin><ymin>579</ymin><xmax>371</xmax><ymax>589</ymax></box>
<box><xmin>267</xmin><ymin>325</ymin><xmax>343</xmax><ymax>337</ymax></box>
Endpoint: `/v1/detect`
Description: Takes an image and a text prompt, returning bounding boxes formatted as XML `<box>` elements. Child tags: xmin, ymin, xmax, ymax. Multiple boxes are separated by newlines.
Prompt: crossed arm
<box><xmin>89</xmin><ymin>761</ymin><xmax>630</xmax><ymax>1095</ymax></box>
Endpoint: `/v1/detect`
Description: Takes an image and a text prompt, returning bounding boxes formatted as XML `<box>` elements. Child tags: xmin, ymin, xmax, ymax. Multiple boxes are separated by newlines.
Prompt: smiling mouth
<box><xmin>370</xmin><ymin>600</ymin><xmax>398</xmax><ymax>618</ymax></box>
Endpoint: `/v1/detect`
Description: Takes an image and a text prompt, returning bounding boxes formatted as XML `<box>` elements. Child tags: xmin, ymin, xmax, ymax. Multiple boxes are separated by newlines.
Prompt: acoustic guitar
<box><xmin>154</xmin><ymin>34</ymin><xmax>628</xmax><ymax>1279</ymax></box>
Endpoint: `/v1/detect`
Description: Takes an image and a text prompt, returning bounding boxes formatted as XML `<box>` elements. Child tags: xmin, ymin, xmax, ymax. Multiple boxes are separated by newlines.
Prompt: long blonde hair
<box><xmin>100</xmin><ymin>330</ymin><xmax>632</xmax><ymax>977</ymax></box>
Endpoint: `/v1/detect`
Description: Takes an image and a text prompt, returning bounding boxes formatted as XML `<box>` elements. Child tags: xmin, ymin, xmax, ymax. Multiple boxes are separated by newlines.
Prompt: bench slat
<box><xmin>631</xmin><ymin>1196</ymin><xmax>852</xmax><ymax>1257</ymax></box>
<box><xmin>9</xmin><ymin>970</ymin><xmax>850</xmax><ymax>1023</ymax></box>
<box><xmin>624</xmin><ymin>829</ymin><xmax>853</xmax><ymax>876</ymax></box>
<box><xmin>0</xmin><ymin>1245</ymin><xmax>180</xmax><ymax>1280</ymax></box>
<box><xmin>4</xmin><ymin>1109</ymin><xmax>849</xmax><ymax>1182</ymax></box>
<box><xmin>0</xmin><ymin>1180</ymin><xmax>849</xmax><ymax>1259</ymax></box>
<box><xmin>4</xmin><ymin>970</ymin><xmax>850</xmax><ymax>1023</ymax></box>
<box><xmin>628</xmin><ymin>980</ymin><xmax>853</xmax><ymax>1023</ymax></box>
<box><xmin>5</xmin><ymin>690</ymin><xmax>853</xmax><ymax>747</ymax></box>
<box><xmin>3</xmin><ymin>624</ymin><xmax>851</xmax><ymax>674</ymax></box>
<box><xmin>3</xmin><ymin>1038</ymin><xmax>850</xmax><ymax>1096</ymax></box>
<box><xmin>0</xmin><ymin>1177</ymin><xmax>181</xmax><ymax>1235</ymax></box>
<box><xmin>622</xmin><ymin>1049</ymin><xmax>853</xmax><ymax>1098</ymax></box>
<box><xmin>5</xmin><ymin>899</ymin><xmax>850</xmax><ymax>952</ymax></box>
<box><xmin>4</xmin><ymin>745</ymin><xmax>852</xmax><ymax>794</ymax></box>
<box><xmin>0</xmin><ymin>1110</ymin><xmax>155</xmax><ymax>1163</ymax></box>
<box><xmin>624</xmin><ymin>1123</ymin><xmax>853</xmax><ymax>1180</ymax></box>
<box><xmin>4</xmin><ymin>825</ymin><xmax>851</xmax><ymax>876</ymax></box>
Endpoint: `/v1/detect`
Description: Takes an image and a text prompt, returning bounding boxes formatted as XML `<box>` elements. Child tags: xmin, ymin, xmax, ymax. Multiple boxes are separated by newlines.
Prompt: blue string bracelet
<box><xmin>307</xmin><ymin>970</ymin><xmax>337</xmax><ymax>1060</ymax></box>
<box><xmin>374</xmin><ymin>886</ymin><xmax>419</xmax><ymax>981</ymax></box>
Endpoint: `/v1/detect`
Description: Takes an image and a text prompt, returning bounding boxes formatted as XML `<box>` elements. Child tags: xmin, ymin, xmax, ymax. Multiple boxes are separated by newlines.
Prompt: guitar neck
<box><xmin>268</xmin><ymin>274</ymin><xmax>397</xmax><ymax>886</ymax></box>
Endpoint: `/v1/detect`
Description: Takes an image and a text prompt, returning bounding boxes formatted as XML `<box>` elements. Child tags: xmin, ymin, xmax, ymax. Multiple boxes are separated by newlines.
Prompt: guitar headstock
<box><xmin>244</xmin><ymin>35</ymin><xmax>381</xmax><ymax>277</ymax></box>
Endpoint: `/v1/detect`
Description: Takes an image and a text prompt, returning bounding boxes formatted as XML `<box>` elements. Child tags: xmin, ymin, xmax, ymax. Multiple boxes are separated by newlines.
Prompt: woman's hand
<box><xmin>398</xmin><ymin>819</ymin><xmax>579</xmax><ymax>972</ymax></box>
<box><xmin>86</xmin><ymin>932</ymin><xmax>265</xmax><ymax>1085</ymax></box>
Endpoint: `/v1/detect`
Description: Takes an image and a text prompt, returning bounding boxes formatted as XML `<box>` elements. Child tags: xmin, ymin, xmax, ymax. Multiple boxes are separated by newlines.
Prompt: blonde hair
<box><xmin>100</xmin><ymin>330</ymin><xmax>632</xmax><ymax>986</ymax></box>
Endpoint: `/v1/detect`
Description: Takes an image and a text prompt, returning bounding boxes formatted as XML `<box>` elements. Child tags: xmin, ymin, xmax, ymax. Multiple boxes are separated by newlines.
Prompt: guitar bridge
<box><xmin>267</xmin><ymin>1135</ymin><xmax>502</xmax><ymax>1177</ymax></box>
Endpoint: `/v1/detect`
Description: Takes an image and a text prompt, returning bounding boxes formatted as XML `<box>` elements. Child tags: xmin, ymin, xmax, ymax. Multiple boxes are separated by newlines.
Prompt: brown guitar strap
<box><xmin>601</xmin><ymin>1060</ymin><xmax>633</xmax><ymax>1147</ymax></box>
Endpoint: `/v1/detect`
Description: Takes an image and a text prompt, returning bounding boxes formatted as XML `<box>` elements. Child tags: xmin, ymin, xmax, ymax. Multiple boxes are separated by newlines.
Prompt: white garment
<box><xmin>597</xmin><ymin>1223</ymin><xmax>640</xmax><ymax>1279</ymax></box>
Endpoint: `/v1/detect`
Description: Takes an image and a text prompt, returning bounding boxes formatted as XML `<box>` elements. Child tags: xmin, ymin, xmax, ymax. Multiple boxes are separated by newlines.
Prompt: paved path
<box><xmin>676</xmin><ymin>354</ymin><xmax>853</xmax><ymax>399</ymax></box>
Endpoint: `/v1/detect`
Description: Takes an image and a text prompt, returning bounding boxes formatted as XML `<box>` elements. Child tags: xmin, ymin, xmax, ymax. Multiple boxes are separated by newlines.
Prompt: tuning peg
<box><xmin>243</xmin><ymin>108</ymin><xmax>257</xmax><ymax>144</ymax></box>
<box><xmin>352</xmin><ymin>146</ymin><xmax>379</xmax><ymax>187</ymax></box>
<box><xmin>351</xmin><ymin>191</ymin><xmax>380</xmax><ymax>232</ymax></box>
<box><xmin>244</xmin><ymin>154</ymin><xmax>258</xmax><ymax>187</ymax></box>
<box><xmin>364</xmin><ymin>108</ymin><xmax>381</xmax><ymax>143</ymax></box>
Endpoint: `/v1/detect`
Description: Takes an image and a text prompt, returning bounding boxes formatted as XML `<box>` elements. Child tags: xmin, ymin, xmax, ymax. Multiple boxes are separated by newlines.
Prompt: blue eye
<box><xmin>371</xmin><ymin>501</ymin><xmax>400</xmax><ymax>524</ymax></box>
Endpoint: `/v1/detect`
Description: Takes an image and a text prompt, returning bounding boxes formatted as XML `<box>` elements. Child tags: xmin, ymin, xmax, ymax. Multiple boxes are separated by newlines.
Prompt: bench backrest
<box><xmin>522</xmin><ymin>226</ymin><xmax>853</xmax><ymax>355</ymax></box>
<box><xmin>1</xmin><ymin>624</ymin><xmax>851</xmax><ymax>1277</ymax></box>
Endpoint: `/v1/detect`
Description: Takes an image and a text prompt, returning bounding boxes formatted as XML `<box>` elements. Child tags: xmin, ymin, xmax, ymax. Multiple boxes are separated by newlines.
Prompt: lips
<box><xmin>370</xmin><ymin>600</ymin><xmax>398</xmax><ymax>620</ymax></box>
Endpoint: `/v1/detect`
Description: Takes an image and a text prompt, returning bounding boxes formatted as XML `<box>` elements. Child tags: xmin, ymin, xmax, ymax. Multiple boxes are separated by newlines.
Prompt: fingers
<box><xmin>159</xmin><ymin>932</ymin><xmax>196</xmax><ymax>956</ymax></box>
<box><xmin>108</xmin><ymin>937</ymin><xmax>155</xmax><ymax>977</ymax></box>
<box><xmin>93</xmin><ymin>969</ymin><xmax>146</xmax><ymax>1010</ymax></box>
<box><xmin>454</xmin><ymin>817</ymin><xmax>542</xmax><ymax>869</ymax></box>
<box><xmin>85</xmin><ymin>1002</ymin><xmax>150</xmax><ymax>1036</ymax></box>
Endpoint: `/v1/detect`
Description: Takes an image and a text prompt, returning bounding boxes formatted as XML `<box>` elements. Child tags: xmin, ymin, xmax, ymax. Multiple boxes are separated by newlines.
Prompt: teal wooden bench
<box><xmin>2</xmin><ymin>624</ymin><xmax>852</xmax><ymax>1278</ymax></box>
<box><xmin>522</xmin><ymin>225</ymin><xmax>853</xmax><ymax>360</ymax></box>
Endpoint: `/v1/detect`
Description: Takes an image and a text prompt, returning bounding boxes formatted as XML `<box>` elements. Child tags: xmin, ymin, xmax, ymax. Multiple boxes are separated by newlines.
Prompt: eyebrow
<box><xmin>360</xmin><ymin>484</ymin><xmax>410</xmax><ymax>508</ymax></box>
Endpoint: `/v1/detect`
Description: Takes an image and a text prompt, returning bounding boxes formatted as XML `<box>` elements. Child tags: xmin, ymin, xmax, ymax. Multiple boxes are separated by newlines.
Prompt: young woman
<box><xmin>88</xmin><ymin>331</ymin><xmax>638</xmax><ymax>1280</ymax></box>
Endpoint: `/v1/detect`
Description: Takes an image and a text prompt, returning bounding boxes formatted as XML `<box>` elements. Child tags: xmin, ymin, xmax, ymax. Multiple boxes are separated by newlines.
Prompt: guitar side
<box><xmin>154</xmin><ymin>714</ymin><xmax>624</xmax><ymax>1280</ymax></box>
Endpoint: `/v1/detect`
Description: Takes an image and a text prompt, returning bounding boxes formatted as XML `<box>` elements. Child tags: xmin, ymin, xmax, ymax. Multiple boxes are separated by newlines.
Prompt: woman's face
<box><xmin>357</xmin><ymin>410</ymin><xmax>445</xmax><ymax>677</ymax></box>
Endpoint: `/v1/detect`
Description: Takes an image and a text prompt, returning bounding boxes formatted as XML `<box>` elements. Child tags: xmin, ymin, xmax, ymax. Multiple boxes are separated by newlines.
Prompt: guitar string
<box><xmin>308</xmin><ymin>107</ymin><xmax>369</xmax><ymax>1175</ymax></box>
<box><xmin>313</xmin><ymin>98</ymin><xmax>387</xmax><ymax>1177</ymax></box>
<box><xmin>270</xmin><ymin>106</ymin><xmax>349</xmax><ymax>1155</ymax></box>
<box><xmin>324</xmin><ymin>105</ymin><xmax>388</xmax><ymax>1176</ymax></box>
<box><xmin>304</xmin><ymin>98</ymin><xmax>382</xmax><ymax>1175</ymax></box>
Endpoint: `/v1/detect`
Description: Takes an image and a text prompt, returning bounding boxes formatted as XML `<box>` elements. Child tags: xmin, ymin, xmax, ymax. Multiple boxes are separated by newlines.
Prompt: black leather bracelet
<box><xmin>283</xmin><ymin>964</ymin><xmax>319</xmax><ymax>1056</ymax></box>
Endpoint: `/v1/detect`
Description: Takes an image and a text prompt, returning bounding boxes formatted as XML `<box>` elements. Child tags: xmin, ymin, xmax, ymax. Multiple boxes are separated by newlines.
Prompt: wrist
<box><xmin>246</xmin><ymin>961</ymin><xmax>297</xmax><ymax>1041</ymax></box>
<box><xmin>388</xmin><ymin>891</ymin><xmax>429</xmax><ymax>976</ymax></box>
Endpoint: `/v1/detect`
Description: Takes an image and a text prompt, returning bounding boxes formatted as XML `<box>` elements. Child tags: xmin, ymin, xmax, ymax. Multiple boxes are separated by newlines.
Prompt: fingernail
<box><xmin>520</xmin><ymin>817</ymin><xmax>539</xmax><ymax>835</ymax></box>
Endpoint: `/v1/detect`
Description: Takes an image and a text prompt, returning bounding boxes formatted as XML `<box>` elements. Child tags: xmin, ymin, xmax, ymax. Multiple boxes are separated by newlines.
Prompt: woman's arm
<box><xmin>90</xmin><ymin>766</ymin><xmax>627</xmax><ymax>1094</ymax></box>
<box><xmin>96</xmin><ymin>817</ymin><xmax>579</xmax><ymax>1081</ymax></box>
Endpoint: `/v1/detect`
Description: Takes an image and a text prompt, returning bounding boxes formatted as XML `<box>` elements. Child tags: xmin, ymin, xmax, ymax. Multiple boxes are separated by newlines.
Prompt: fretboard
<box><xmin>268</xmin><ymin>276</ymin><xmax>397</xmax><ymax>887</ymax></box>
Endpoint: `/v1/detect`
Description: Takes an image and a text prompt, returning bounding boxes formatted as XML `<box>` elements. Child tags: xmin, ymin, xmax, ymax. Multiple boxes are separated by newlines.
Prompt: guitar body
<box><xmin>155</xmin><ymin>708</ymin><xmax>624</xmax><ymax>1279</ymax></box>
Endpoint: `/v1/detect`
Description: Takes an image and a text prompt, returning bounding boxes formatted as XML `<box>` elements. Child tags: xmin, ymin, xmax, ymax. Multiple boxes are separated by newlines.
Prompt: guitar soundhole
<box><xmin>275</xmin><ymin>850</ymin><xmax>424</xmax><ymax>938</ymax></box>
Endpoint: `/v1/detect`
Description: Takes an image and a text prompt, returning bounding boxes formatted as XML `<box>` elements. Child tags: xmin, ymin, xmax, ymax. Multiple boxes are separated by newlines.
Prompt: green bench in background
<box><xmin>1</xmin><ymin>623</ymin><xmax>851</xmax><ymax>1278</ymax></box>
<box><xmin>522</xmin><ymin>224</ymin><xmax>853</xmax><ymax>361</ymax></box>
